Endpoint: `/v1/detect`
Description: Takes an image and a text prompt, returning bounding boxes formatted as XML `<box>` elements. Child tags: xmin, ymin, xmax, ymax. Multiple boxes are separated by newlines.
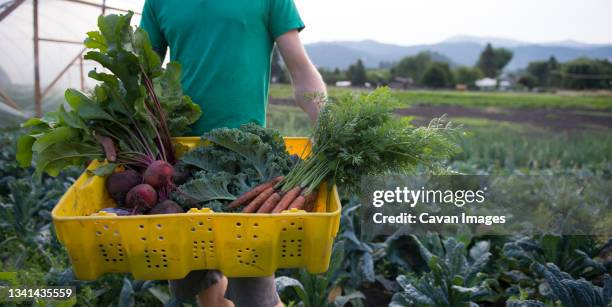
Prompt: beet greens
<box><xmin>17</xmin><ymin>12</ymin><xmax>201</xmax><ymax>178</ymax></box>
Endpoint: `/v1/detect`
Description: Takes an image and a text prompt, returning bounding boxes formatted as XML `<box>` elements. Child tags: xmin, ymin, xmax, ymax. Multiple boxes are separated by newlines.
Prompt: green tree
<box><xmin>454</xmin><ymin>66</ymin><xmax>483</xmax><ymax>88</ymax></box>
<box><xmin>421</xmin><ymin>62</ymin><xmax>454</xmax><ymax>88</ymax></box>
<box><xmin>493</xmin><ymin>47</ymin><xmax>513</xmax><ymax>73</ymax></box>
<box><xmin>518</xmin><ymin>74</ymin><xmax>537</xmax><ymax>90</ymax></box>
<box><xmin>391</xmin><ymin>52</ymin><xmax>432</xmax><ymax>83</ymax></box>
<box><xmin>477</xmin><ymin>43</ymin><xmax>513</xmax><ymax>77</ymax></box>
<box><xmin>548</xmin><ymin>56</ymin><xmax>561</xmax><ymax>87</ymax></box>
<box><xmin>347</xmin><ymin>59</ymin><xmax>367</xmax><ymax>86</ymax></box>
<box><xmin>366</xmin><ymin>69</ymin><xmax>391</xmax><ymax>86</ymax></box>
<box><xmin>477</xmin><ymin>44</ymin><xmax>496</xmax><ymax>77</ymax></box>
<box><xmin>561</xmin><ymin>58</ymin><xmax>612</xmax><ymax>89</ymax></box>
<box><xmin>548</xmin><ymin>56</ymin><xmax>560</xmax><ymax>71</ymax></box>
<box><xmin>526</xmin><ymin>56</ymin><xmax>561</xmax><ymax>88</ymax></box>
<box><xmin>318</xmin><ymin>67</ymin><xmax>345</xmax><ymax>85</ymax></box>
<box><xmin>526</xmin><ymin>60</ymin><xmax>549</xmax><ymax>87</ymax></box>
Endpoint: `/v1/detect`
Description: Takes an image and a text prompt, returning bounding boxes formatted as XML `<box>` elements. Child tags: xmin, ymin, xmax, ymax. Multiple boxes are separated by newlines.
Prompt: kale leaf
<box><xmin>175</xmin><ymin>171</ymin><xmax>238</xmax><ymax>205</ymax></box>
<box><xmin>174</xmin><ymin>124</ymin><xmax>296</xmax><ymax>211</ymax></box>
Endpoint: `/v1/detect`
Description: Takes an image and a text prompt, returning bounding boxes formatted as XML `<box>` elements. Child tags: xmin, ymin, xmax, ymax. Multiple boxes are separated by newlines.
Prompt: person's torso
<box><xmin>154</xmin><ymin>0</ymin><xmax>274</xmax><ymax>134</ymax></box>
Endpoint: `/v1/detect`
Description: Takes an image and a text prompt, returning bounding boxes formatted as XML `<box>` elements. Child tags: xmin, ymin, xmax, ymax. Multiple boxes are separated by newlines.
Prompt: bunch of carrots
<box><xmin>228</xmin><ymin>176</ymin><xmax>318</xmax><ymax>213</ymax></box>
<box><xmin>227</xmin><ymin>88</ymin><xmax>460</xmax><ymax>215</ymax></box>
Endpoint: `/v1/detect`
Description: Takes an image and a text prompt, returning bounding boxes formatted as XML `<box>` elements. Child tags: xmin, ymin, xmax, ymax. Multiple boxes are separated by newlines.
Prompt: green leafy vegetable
<box><xmin>175</xmin><ymin>171</ymin><xmax>239</xmax><ymax>205</ymax></box>
<box><xmin>276</xmin><ymin>241</ymin><xmax>365</xmax><ymax>307</ymax></box>
<box><xmin>391</xmin><ymin>235</ymin><xmax>495</xmax><ymax>307</ymax></box>
<box><xmin>340</xmin><ymin>201</ymin><xmax>403</xmax><ymax>288</ymax></box>
<box><xmin>17</xmin><ymin>12</ymin><xmax>201</xmax><ymax>178</ymax></box>
<box><xmin>278</xmin><ymin>87</ymin><xmax>460</xmax><ymax>197</ymax></box>
<box><xmin>531</xmin><ymin>263</ymin><xmax>611</xmax><ymax>307</ymax></box>
<box><xmin>173</xmin><ymin>123</ymin><xmax>296</xmax><ymax>211</ymax></box>
<box><xmin>503</xmin><ymin>235</ymin><xmax>610</xmax><ymax>281</ymax></box>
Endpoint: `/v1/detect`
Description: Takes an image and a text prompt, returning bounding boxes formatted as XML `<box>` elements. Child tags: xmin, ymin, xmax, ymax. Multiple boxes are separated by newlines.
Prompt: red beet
<box><xmin>143</xmin><ymin>160</ymin><xmax>174</xmax><ymax>188</ymax></box>
<box><xmin>106</xmin><ymin>169</ymin><xmax>142</xmax><ymax>204</ymax></box>
<box><xmin>148</xmin><ymin>200</ymin><xmax>183</xmax><ymax>215</ymax></box>
<box><xmin>125</xmin><ymin>184</ymin><xmax>158</xmax><ymax>210</ymax></box>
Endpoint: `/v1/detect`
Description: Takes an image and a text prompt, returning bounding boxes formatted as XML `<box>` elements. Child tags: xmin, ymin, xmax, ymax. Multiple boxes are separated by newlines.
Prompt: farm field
<box><xmin>267</xmin><ymin>88</ymin><xmax>612</xmax><ymax>305</ymax></box>
<box><xmin>1</xmin><ymin>0</ymin><xmax>611</xmax><ymax>305</ymax></box>
<box><xmin>0</xmin><ymin>88</ymin><xmax>610</xmax><ymax>306</ymax></box>
<box><xmin>268</xmin><ymin>94</ymin><xmax>612</xmax><ymax>174</ymax></box>
<box><xmin>271</xmin><ymin>84</ymin><xmax>612</xmax><ymax>133</ymax></box>
<box><xmin>270</xmin><ymin>84</ymin><xmax>612</xmax><ymax>110</ymax></box>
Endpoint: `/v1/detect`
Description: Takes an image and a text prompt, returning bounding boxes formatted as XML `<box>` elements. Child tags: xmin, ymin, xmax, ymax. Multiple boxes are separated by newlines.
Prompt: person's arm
<box><xmin>276</xmin><ymin>30</ymin><xmax>326</xmax><ymax>124</ymax></box>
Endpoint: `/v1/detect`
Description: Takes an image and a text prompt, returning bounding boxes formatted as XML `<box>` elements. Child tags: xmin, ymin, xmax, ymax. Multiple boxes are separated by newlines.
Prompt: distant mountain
<box><xmin>442</xmin><ymin>35</ymin><xmax>526</xmax><ymax>47</ymax></box>
<box><xmin>305</xmin><ymin>40</ymin><xmax>480</xmax><ymax>69</ymax></box>
<box><xmin>443</xmin><ymin>35</ymin><xmax>612</xmax><ymax>49</ymax></box>
<box><xmin>304</xmin><ymin>42</ymin><xmax>383</xmax><ymax>71</ymax></box>
<box><xmin>509</xmin><ymin>45</ymin><xmax>612</xmax><ymax>69</ymax></box>
<box><xmin>304</xmin><ymin>37</ymin><xmax>612</xmax><ymax>71</ymax></box>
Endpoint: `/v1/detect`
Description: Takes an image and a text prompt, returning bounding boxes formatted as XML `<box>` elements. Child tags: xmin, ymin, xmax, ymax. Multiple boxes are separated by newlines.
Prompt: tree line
<box><xmin>316</xmin><ymin>44</ymin><xmax>511</xmax><ymax>89</ymax></box>
<box><xmin>271</xmin><ymin>44</ymin><xmax>612</xmax><ymax>90</ymax></box>
<box><xmin>520</xmin><ymin>57</ymin><xmax>612</xmax><ymax>90</ymax></box>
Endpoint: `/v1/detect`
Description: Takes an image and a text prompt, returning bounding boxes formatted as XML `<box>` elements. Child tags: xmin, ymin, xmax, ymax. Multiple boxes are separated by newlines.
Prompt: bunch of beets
<box><xmin>103</xmin><ymin>161</ymin><xmax>183</xmax><ymax>216</ymax></box>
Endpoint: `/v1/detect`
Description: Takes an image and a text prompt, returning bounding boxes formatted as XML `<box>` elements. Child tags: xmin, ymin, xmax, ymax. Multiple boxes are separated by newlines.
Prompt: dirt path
<box><xmin>270</xmin><ymin>98</ymin><xmax>612</xmax><ymax>130</ymax></box>
<box><xmin>396</xmin><ymin>105</ymin><xmax>612</xmax><ymax>130</ymax></box>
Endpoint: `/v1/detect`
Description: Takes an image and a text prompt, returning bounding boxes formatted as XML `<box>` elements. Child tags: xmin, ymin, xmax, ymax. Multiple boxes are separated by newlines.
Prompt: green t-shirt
<box><xmin>140</xmin><ymin>0</ymin><xmax>304</xmax><ymax>135</ymax></box>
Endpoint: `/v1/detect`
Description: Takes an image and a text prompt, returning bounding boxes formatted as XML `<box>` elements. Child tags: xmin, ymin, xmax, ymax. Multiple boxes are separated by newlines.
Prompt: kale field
<box><xmin>0</xmin><ymin>86</ymin><xmax>610</xmax><ymax>306</ymax></box>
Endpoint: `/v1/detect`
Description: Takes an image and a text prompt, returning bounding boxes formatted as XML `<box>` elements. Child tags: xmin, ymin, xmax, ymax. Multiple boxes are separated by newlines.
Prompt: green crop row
<box><xmin>269</xmin><ymin>84</ymin><xmax>612</xmax><ymax>110</ymax></box>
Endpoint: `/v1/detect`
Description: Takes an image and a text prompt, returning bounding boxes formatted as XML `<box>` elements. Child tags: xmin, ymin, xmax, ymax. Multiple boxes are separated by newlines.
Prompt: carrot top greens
<box><xmin>278</xmin><ymin>87</ymin><xmax>460</xmax><ymax>195</ymax></box>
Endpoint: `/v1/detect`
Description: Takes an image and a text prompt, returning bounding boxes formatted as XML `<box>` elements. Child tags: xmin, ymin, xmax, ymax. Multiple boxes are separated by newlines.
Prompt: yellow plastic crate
<box><xmin>51</xmin><ymin>137</ymin><xmax>341</xmax><ymax>280</ymax></box>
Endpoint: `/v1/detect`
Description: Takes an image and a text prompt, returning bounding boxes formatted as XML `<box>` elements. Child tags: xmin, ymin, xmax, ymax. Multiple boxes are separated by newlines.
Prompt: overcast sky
<box><xmin>293</xmin><ymin>0</ymin><xmax>612</xmax><ymax>45</ymax></box>
<box><xmin>1</xmin><ymin>0</ymin><xmax>611</xmax><ymax>87</ymax></box>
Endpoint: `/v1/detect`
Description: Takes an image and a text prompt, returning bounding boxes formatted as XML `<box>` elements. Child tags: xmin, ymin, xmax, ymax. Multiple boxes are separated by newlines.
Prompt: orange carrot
<box><xmin>272</xmin><ymin>187</ymin><xmax>303</xmax><ymax>213</ymax></box>
<box><xmin>228</xmin><ymin>176</ymin><xmax>283</xmax><ymax>208</ymax></box>
<box><xmin>242</xmin><ymin>187</ymin><xmax>276</xmax><ymax>213</ymax></box>
<box><xmin>304</xmin><ymin>192</ymin><xmax>318</xmax><ymax>212</ymax></box>
<box><xmin>256</xmin><ymin>192</ymin><xmax>282</xmax><ymax>213</ymax></box>
<box><xmin>288</xmin><ymin>195</ymin><xmax>306</xmax><ymax>210</ymax></box>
